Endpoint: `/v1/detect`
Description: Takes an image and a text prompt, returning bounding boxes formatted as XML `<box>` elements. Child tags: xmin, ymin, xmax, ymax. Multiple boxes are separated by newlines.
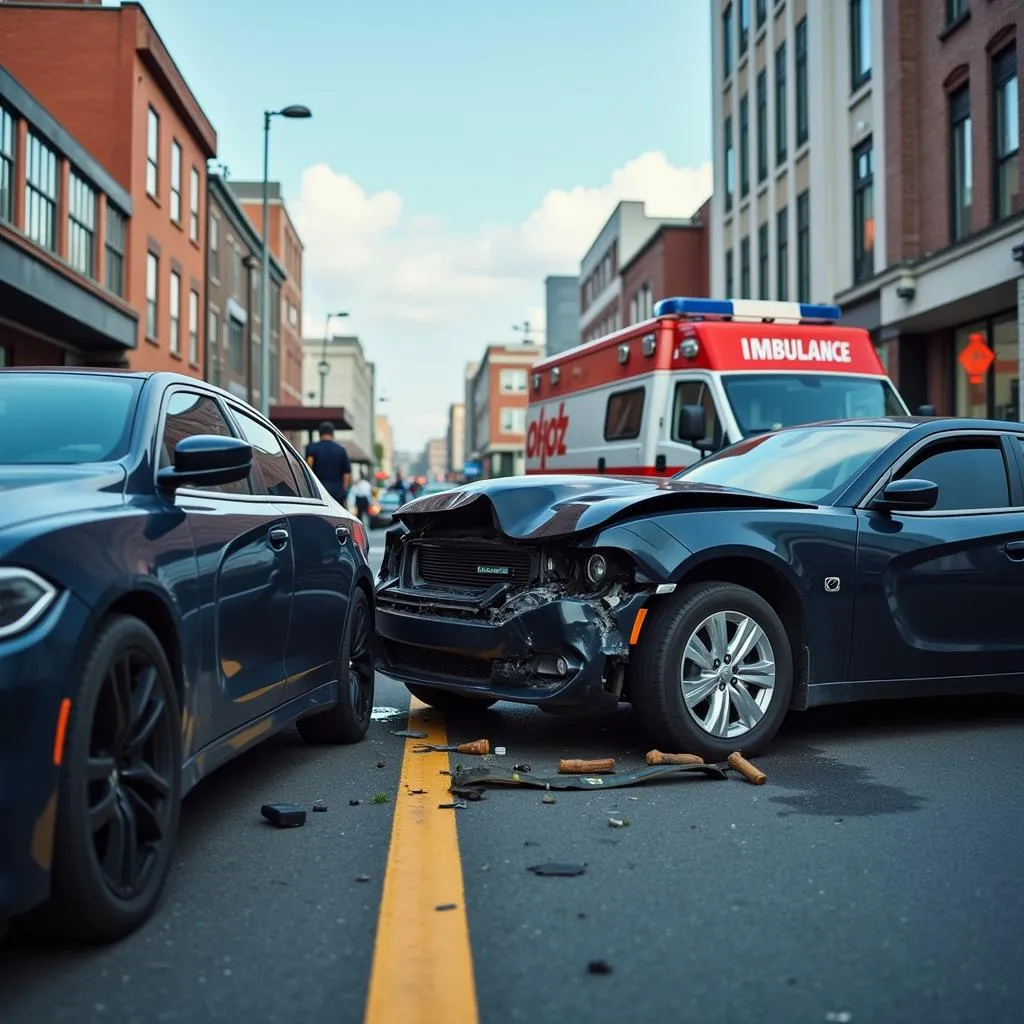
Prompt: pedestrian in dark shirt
<box><xmin>306</xmin><ymin>421</ymin><xmax>352</xmax><ymax>506</ymax></box>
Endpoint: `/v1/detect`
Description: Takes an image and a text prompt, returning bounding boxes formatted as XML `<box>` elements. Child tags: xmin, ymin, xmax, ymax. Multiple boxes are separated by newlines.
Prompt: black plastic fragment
<box><xmin>260</xmin><ymin>803</ymin><xmax>307</xmax><ymax>828</ymax></box>
<box><xmin>588</xmin><ymin>960</ymin><xmax>613</xmax><ymax>975</ymax></box>
<box><xmin>392</xmin><ymin>729</ymin><xmax>428</xmax><ymax>739</ymax></box>
<box><xmin>527</xmin><ymin>863</ymin><xmax>586</xmax><ymax>877</ymax></box>
<box><xmin>453</xmin><ymin>762</ymin><xmax>727</xmax><ymax>791</ymax></box>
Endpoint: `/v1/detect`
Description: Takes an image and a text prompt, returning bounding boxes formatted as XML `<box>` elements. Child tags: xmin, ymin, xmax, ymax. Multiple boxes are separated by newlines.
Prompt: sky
<box><xmin>110</xmin><ymin>0</ymin><xmax>714</xmax><ymax>451</ymax></box>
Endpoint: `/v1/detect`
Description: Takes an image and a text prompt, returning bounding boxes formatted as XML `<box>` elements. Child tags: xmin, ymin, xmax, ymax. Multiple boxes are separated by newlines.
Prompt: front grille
<box><xmin>414</xmin><ymin>542</ymin><xmax>533</xmax><ymax>590</ymax></box>
<box><xmin>382</xmin><ymin>639</ymin><xmax>492</xmax><ymax>681</ymax></box>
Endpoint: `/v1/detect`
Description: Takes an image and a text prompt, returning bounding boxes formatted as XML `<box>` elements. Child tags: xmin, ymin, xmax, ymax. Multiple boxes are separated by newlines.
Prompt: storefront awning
<box><xmin>344</xmin><ymin>441</ymin><xmax>371</xmax><ymax>464</ymax></box>
<box><xmin>268</xmin><ymin>405</ymin><xmax>352</xmax><ymax>432</ymax></box>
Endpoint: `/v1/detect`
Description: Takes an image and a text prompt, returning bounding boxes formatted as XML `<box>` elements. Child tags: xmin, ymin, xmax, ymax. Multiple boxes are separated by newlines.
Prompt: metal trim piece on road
<box><xmin>364</xmin><ymin>697</ymin><xmax>479</xmax><ymax>1024</ymax></box>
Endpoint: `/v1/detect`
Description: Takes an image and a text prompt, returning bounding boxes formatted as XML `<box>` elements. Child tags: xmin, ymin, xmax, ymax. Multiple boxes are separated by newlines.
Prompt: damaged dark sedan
<box><xmin>374</xmin><ymin>415</ymin><xmax>1024</xmax><ymax>758</ymax></box>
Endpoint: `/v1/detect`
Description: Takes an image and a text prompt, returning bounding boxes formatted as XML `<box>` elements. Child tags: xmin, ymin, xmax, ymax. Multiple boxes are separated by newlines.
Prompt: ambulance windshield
<box><xmin>721</xmin><ymin>373</ymin><xmax>907</xmax><ymax>437</ymax></box>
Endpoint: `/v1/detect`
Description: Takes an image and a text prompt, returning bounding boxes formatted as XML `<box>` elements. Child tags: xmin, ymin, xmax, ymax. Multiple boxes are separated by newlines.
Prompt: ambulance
<box><xmin>524</xmin><ymin>296</ymin><xmax>910</xmax><ymax>477</ymax></box>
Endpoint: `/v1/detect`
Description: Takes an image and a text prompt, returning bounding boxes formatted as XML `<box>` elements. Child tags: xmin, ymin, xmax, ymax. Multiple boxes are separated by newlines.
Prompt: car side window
<box><xmin>284</xmin><ymin>447</ymin><xmax>317</xmax><ymax>499</ymax></box>
<box><xmin>160</xmin><ymin>392</ymin><xmax>250</xmax><ymax>495</ymax></box>
<box><xmin>896</xmin><ymin>441</ymin><xmax>1011</xmax><ymax>511</ymax></box>
<box><xmin>672</xmin><ymin>380</ymin><xmax>723</xmax><ymax>449</ymax></box>
<box><xmin>229</xmin><ymin>408</ymin><xmax>301</xmax><ymax>498</ymax></box>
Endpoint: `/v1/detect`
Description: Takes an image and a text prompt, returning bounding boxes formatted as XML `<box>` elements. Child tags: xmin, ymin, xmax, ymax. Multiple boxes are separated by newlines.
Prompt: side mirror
<box><xmin>676</xmin><ymin>404</ymin><xmax>707</xmax><ymax>445</ymax></box>
<box><xmin>157</xmin><ymin>435</ymin><xmax>253</xmax><ymax>492</ymax></box>
<box><xmin>870</xmin><ymin>477</ymin><xmax>939</xmax><ymax>513</ymax></box>
<box><xmin>917</xmin><ymin>404</ymin><xmax>936</xmax><ymax>416</ymax></box>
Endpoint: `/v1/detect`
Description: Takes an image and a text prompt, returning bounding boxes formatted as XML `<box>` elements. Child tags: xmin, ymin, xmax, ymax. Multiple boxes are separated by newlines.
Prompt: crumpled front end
<box><xmin>373</xmin><ymin>527</ymin><xmax>657</xmax><ymax>710</ymax></box>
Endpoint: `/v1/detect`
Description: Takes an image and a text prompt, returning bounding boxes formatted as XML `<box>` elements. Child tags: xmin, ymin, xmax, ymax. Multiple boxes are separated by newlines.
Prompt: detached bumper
<box><xmin>374</xmin><ymin>587</ymin><xmax>649</xmax><ymax>710</ymax></box>
<box><xmin>0</xmin><ymin>591</ymin><xmax>89</xmax><ymax>921</ymax></box>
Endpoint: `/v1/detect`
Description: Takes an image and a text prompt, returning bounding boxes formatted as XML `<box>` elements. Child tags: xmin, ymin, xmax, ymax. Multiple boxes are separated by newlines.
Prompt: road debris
<box><xmin>312</xmin><ymin>800</ymin><xmax>328</xmax><ymax>812</ymax></box>
<box><xmin>588</xmin><ymin>960</ymin><xmax>613</xmax><ymax>975</ymax></box>
<box><xmin>349</xmin><ymin>799</ymin><xmax>361</xmax><ymax>806</ymax></box>
<box><xmin>825</xmin><ymin>1014</ymin><xmax>853</xmax><ymax>1023</ymax></box>
<box><xmin>727</xmin><ymin>752</ymin><xmax>767</xmax><ymax>784</ymax></box>
<box><xmin>438</xmin><ymin>801</ymin><xmax>468</xmax><ymax>810</ymax></box>
<box><xmin>370</xmin><ymin>706</ymin><xmax>404</xmax><ymax>721</ymax></box>
<box><xmin>559</xmin><ymin>758</ymin><xmax>615</xmax><ymax>774</ymax></box>
<box><xmin>407</xmin><ymin>788</ymin><xmax>427</xmax><ymax>795</ymax></box>
<box><xmin>450</xmin><ymin>787</ymin><xmax>486</xmax><ymax>801</ymax></box>
<box><xmin>541</xmin><ymin>794</ymin><xmax>557</xmax><ymax>804</ymax></box>
<box><xmin>645</xmin><ymin>750</ymin><xmax>704</xmax><ymax>765</ymax></box>
<box><xmin>452</xmin><ymin>762</ymin><xmax>727</xmax><ymax>792</ymax></box>
<box><xmin>527</xmin><ymin>863</ymin><xmax>586</xmax><ymax>877</ymax></box>
<box><xmin>494</xmin><ymin>746</ymin><xmax>507</xmax><ymax>756</ymax></box>
<box><xmin>355</xmin><ymin>875</ymin><xmax>370</xmax><ymax>883</ymax></box>
<box><xmin>413</xmin><ymin>739</ymin><xmax>490</xmax><ymax>755</ymax></box>
<box><xmin>513</xmin><ymin>763</ymin><xmax>532</xmax><ymax>773</ymax></box>
<box><xmin>260</xmin><ymin>804</ymin><xmax>306</xmax><ymax>828</ymax></box>
<box><xmin>608</xmin><ymin>818</ymin><xmax>629</xmax><ymax>828</ymax></box>
<box><xmin>371</xmin><ymin>793</ymin><xmax>389</xmax><ymax>804</ymax></box>
<box><xmin>647</xmin><ymin>749</ymin><xmax>768</xmax><ymax>784</ymax></box>
<box><xmin>391</xmin><ymin>729</ymin><xmax>428</xmax><ymax>739</ymax></box>
<box><xmin>376</xmin><ymin>761</ymin><xmax>387</xmax><ymax>768</ymax></box>
<box><xmin>435</xmin><ymin>904</ymin><xmax>458</xmax><ymax>912</ymax></box>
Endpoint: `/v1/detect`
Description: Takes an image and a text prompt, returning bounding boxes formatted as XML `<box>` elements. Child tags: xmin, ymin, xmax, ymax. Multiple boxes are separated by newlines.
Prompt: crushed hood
<box><xmin>393</xmin><ymin>475</ymin><xmax>814</xmax><ymax>540</ymax></box>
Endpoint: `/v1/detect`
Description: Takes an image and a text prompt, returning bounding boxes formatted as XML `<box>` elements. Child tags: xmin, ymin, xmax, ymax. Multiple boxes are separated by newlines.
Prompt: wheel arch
<box><xmin>668</xmin><ymin>552</ymin><xmax>811</xmax><ymax>710</ymax></box>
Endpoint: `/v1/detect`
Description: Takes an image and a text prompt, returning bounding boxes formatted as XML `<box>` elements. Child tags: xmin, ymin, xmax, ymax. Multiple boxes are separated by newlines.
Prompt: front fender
<box><xmin>580</xmin><ymin>518</ymin><xmax>692</xmax><ymax>583</ymax></box>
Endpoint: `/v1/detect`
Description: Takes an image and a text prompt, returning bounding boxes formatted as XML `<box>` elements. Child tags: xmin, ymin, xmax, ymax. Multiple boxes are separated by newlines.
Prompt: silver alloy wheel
<box><xmin>679</xmin><ymin>610</ymin><xmax>776</xmax><ymax>739</ymax></box>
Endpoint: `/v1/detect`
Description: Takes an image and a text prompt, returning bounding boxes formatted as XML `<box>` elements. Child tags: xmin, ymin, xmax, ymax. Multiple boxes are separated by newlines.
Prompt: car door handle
<box><xmin>269</xmin><ymin>527</ymin><xmax>289</xmax><ymax>550</ymax></box>
<box><xmin>1004</xmin><ymin>540</ymin><xmax>1024</xmax><ymax>560</ymax></box>
<box><xmin>336</xmin><ymin>525</ymin><xmax>350</xmax><ymax>544</ymax></box>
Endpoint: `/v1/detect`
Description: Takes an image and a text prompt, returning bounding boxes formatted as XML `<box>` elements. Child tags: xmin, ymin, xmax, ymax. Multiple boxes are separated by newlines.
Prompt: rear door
<box><xmin>225</xmin><ymin>404</ymin><xmax>353</xmax><ymax>700</ymax></box>
<box><xmin>851</xmin><ymin>430</ymin><xmax>1024</xmax><ymax>684</ymax></box>
<box><xmin>157</xmin><ymin>389</ymin><xmax>294</xmax><ymax>747</ymax></box>
<box><xmin>654</xmin><ymin>375</ymin><xmax>729</xmax><ymax>474</ymax></box>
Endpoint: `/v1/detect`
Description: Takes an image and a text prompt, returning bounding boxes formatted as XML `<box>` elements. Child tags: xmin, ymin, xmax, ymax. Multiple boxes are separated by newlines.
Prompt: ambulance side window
<box><xmin>604</xmin><ymin>387</ymin><xmax>645</xmax><ymax>441</ymax></box>
<box><xmin>673</xmin><ymin>381</ymin><xmax>723</xmax><ymax>449</ymax></box>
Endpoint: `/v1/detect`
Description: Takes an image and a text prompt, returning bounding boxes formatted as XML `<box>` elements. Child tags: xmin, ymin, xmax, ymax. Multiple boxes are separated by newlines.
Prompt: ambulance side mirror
<box><xmin>677</xmin><ymin>404</ymin><xmax>707</xmax><ymax>446</ymax></box>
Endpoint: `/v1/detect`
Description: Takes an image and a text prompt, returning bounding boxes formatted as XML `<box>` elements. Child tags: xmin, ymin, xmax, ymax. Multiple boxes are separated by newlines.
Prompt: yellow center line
<box><xmin>364</xmin><ymin>697</ymin><xmax>479</xmax><ymax>1024</ymax></box>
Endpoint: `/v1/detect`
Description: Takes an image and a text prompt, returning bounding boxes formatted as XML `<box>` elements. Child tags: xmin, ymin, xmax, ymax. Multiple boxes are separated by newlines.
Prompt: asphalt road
<box><xmin>2</xmin><ymin>537</ymin><xmax>1023</xmax><ymax>1023</ymax></box>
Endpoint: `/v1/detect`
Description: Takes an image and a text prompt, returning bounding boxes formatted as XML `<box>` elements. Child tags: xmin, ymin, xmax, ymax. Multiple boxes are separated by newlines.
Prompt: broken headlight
<box><xmin>0</xmin><ymin>567</ymin><xmax>59</xmax><ymax>639</ymax></box>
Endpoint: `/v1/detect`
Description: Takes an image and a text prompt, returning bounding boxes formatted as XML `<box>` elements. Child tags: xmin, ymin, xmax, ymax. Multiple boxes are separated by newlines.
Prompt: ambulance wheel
<box><xmin>404</xmin><ymin>683</ymin><xmax>497</xmax><ymax>712</ymax></box>
<box><xmin>630</xmin><ymin>582</ymin><xmax>792</xmax><ymax>761</ymax></box>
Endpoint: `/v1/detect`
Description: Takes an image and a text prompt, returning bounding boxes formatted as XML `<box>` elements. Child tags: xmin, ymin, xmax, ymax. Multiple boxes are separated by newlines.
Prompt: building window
<box><xmin>500</xmin><ymin>407</ymin><xmax>526</xmax><ymax>434</ymax></box>
<box><xmin>0</xmin><ymin>105</ymin><xmax>14</xmax><ymax>224</ymax></box>
<box><xmin>757</xmin><ymin>223</ymin><xmax>769</xmax><ymax>299</ymax></box>
<box><xmin>756</xmin><ymin>0</ymin><xmax>766</xmax><ymax>29</ymax></box>
<box><xmin>723</xmin><ymin>4</ymin><xmax>734</xmax><ymax>79</ymax></box>
<box><xmin>796</xmin><ymin>190</ymin><xmax>810</xmax><ymax>302</ymax></box>
<box><xmin>228</xmin><ymin>316</ymin><xmax>244</xmax><ymax>374</ymax></box>
<box><xmin>776</xmin><ymin>207</ymin><xmax>789</xmax><ymax>301</ymax></box>
<box><xmin>105</xmin><ymin>205</ymin><xmax>126</xmax><ymax>297</ymax></box>
<box><xmin>170</xmin><ymin>140</ymin><xmax>181</xmax><ymax>222</ymax></box>
<box><xmin>25</xmin><ymin>132</ymin><xmax>57</xmax><ymax>252</ymax></box>
<box><xmin>146</xmin><ymin>252</ymin><xmax>159</xmax><ymax>338</ymax></box>
<box><xmin>739</xmin><ymin>0</ymin><xmax>749</xmax><ymax>56</ymax></box>
<box><xmin>169</xmin><ymin>271</ymin><xmax>181</xmax><ymax>355</ymax></box>
<box><xmin>850</xmin><ymin>0</ymin><xmax>871</xmax><ymax>92</ymax></box>
<box><xmin>724</xmin><ymin>117</ymin><xmax>734</xmax><ymax>212</ymax></box>
<box><xmin>725</xmin><ymin>248</ymin><xmax>734</xmax><ymax>297</ymax></box>
<box><xmin>740</xmin><ymin>236</ymin><xmax>751</xmax><ymax>299</ymax></box>
<box><xmin>756</xmin><ymin>70</ymin><xmax>768</xmax><ymax>184</ymax></box>
<box><xmin>945</xmin><ymin>0</ymin><xmax>967</xmax><ymax>25</ymax></box>
<box><xmin>739</xmin><ymin>94</ymin><xmax>750</xmax><ymax>198</ymax></box>
<box><xmin>146</xmin><ymin>106</ymin><xmax>159</xmax><ymax>198</ymax></box>
<box><xmin>209</xmin><ymin>214</ymin><xmax>220</xmax><ymax>279</ymax></box>
<box><xmin>67</xmin><ymin>170</ymin><xmax>97</xmax><ymax>278</ymax></box>
<box><xmin>188</xmin><ymin>289</ymin><xmax>199</xmax><ymax>365</ymax></box>
<box><xmin>189</xmin><ymin>166</ymin><xmax>200</xmax><ymax>241</ymax></box>
<box><xmin>949</xmin><ymin>85</ymin><xmax>972</xmax><ymax>242</ymax></box>
<box><xmin>993</xmin><ymin>47</ymin><xmax>1019</xmax><ymax>222</ymax></box>
<box><xmin>795</xmin><ymin>17</ymin><xmax>808</xmax><ymax>146</ymax></box>
<box><xmin>775</xmin><ymin>42</ymin><xmax>787</xmax><ymax>165</ymax></box>
<box><xmin>499</xmin><ymin>368</ymin><xmax>527</xmax><ymax>393</ymax></box>
<box><xmin>207</xmin><ymin>309</ymin><xmax>218</xmax><ymax>379</ymax></box>
<box><xmin>269</xmin><ymin>345</ymin><xmax>279</xmax><ymax>403</ymax></box>
<box><xmin>852</xmin><ymin>140</ymin><xmax>874</xmax><ymax>283</ymax></box>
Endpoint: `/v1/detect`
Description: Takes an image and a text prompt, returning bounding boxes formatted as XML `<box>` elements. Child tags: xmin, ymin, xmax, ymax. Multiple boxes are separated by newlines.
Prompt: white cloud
<box><xmin>290</xmin><ymin>151</ymin><xmax>712</xmax><ymax>451</ymax></box>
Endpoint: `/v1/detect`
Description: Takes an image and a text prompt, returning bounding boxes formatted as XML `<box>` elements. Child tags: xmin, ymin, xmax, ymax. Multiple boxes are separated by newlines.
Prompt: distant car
<box><xmin>370</xmin><ymin>489</ymin><xmax>405</xmax><ymax>529</ymax></box>
<box><xmin>0</xmin><ymin>369</ymin><xmax>376</xmax><ymax>944</ymax></box>
<box><xmin>419</xmin><ymin>480</ymin><xmax>455</xmax><ymax>495</ymax></box>
<box><xmin>375</xmin><ymin>414</ymin><xmax>1024</xmax><ymax>759</ymax></box>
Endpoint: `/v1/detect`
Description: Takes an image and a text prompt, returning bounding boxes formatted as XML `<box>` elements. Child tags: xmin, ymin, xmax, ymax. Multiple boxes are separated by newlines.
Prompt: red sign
<box><xmin>958</xmin><ymin>333</ymin><xmax>995</xmax><ymax>384</ymax></box>
<box><xmin>526</xmin><ymin>402</ymin><xmax>568</xmax><ymax>470</ymax></box>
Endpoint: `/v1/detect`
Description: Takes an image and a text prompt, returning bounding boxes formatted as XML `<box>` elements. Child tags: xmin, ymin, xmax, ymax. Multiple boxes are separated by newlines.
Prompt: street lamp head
<box><xmin>317</xmin><ymin>360</ymin><xmax>330</xmax><ymax>377</ymax></box>
<box><xmin>279</xmin><ymin>105</ymin><xmax>313</xmax><ymax>119</ymax></box>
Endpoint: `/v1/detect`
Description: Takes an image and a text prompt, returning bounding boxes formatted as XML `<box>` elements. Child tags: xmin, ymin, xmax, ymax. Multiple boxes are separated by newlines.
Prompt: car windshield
<box><xmin>0</xmin><ymin>373</ymin><xmax>142</xmax><ymax>465</ymax></box>
<box><xmin>673</xmin><ymin>425</ymin><xmax>906</xmax><ymax>503</ymax></box>
<box><xmin>721</xmin><ymin>373</ymin><xmax>907</xmax><ymax>436</ymax></box>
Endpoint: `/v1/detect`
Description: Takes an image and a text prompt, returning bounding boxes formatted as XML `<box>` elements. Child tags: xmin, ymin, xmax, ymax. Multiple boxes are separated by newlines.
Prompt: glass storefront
<box><xmin>953</xmin><ymin>311</ymin><xmax>1019</xmax><ymax>421</ymax></box>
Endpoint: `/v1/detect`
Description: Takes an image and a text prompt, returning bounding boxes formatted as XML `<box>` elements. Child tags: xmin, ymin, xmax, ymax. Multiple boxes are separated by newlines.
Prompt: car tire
<box><xmin>22</xmin><ymin>614</ymin><xmax>182</xmax><ymax>944</ymax></box>
<box><xmin>631</xmin><ymin>582</ymin><xmax>793</xmax><ymax>761</ymax></box>
<box><xmin>297</xmin><ymin>588</ymin><xmax>374</xmax><ymax>745</ymax></box>
<box><xmin>404</xmin><ymin>683</ymin><xmax>498</xmax><ymax>712</ymax></box>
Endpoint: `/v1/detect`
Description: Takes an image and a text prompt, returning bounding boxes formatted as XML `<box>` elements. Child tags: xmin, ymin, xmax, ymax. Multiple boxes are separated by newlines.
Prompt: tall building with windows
<box><xmin>710</xmin><ymin>0</ymin><xmax>886</xmax><ymax>331</ymax></box>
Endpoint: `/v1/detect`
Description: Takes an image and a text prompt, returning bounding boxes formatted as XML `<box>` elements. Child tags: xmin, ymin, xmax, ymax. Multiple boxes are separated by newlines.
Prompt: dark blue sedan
<box><xmin>0</xmin><ymin>369</ymin><xmax>375</xmax><ymax>943</ymax></box>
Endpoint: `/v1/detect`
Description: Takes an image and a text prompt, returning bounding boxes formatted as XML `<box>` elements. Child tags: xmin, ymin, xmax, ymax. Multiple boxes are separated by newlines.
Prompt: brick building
<box><xmin>622</xmin><ymin>198</ymin><xmax>711</xmax><ymax>326</ymax></box>
<box><xmin>866</xmin><ymin>0</ymin><xmax>1022</xmax><ymax>417</ymax></box>
<box><xmin>0</xmin><ymin>66</ymin><xmax>138</xmax><ymax>367</ymax></box>
<box><xmin>206</xmin><ymin>174</ymin><xmax>285</xmax><ymax>404</ymax></box>
<box><xmin>228</xmin><ymin>181</ymin><xmax>304</xmax><ymax>407</ymax></box>
<box><xmin>0</xmin><ymin>0</ymin><xmax>217</xmax><ymax>376</ymax></box>
<box><xmin>465</xmin><ymin>344</ymin><xmax>543</xmax><ymax>478</ymax></box>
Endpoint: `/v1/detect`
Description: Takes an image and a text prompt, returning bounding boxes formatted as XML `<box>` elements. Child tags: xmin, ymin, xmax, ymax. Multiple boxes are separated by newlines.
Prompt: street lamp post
<box><xmin>260</xmin><ymin>103</ymin><xmax>312</xmax><ymax>418</ymax></box>
<box><xmin>318</xmin><ymin>310</ymin><xmax>348</xmax><ymax>407</ymax></box>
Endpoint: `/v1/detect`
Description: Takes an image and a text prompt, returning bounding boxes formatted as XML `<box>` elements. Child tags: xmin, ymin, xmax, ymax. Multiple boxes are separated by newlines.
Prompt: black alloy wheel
<box><xmin>297</xmin><ymin>588</ymin><xmax>375</xmax><ymax>745</ymax></box>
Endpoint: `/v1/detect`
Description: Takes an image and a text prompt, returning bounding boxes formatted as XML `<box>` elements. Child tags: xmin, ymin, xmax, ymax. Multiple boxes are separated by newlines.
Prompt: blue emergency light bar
<box><xmin>653</xmin><ymin>297</ymin><xmax>842</xmax><ymax>324</ymax></box>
